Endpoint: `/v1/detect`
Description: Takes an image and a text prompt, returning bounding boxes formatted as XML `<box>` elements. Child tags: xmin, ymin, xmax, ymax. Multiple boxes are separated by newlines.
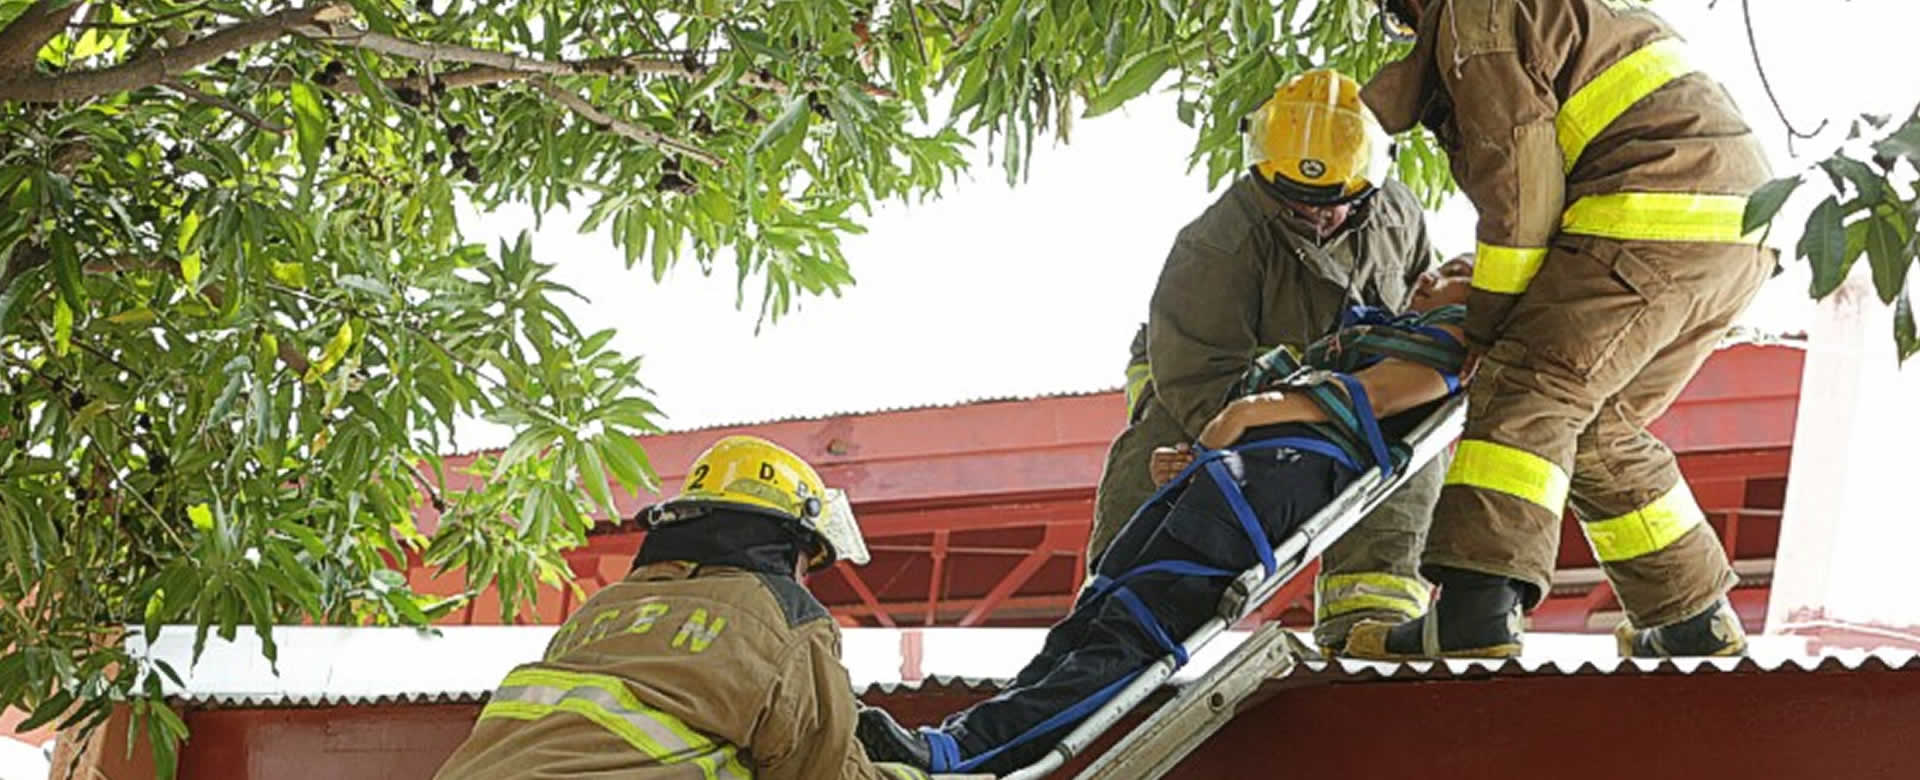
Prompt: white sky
<box><xmin>454</xmin><ymin>0</ymin><xmax>1920</xmax><ymax>448</ymax></box>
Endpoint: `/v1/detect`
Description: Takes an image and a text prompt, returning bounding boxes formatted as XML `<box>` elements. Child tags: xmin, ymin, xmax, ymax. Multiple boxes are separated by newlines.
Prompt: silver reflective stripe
<box><xmin>489</xmin><ymin>681</ymin><xmax>754</xmax><ymax>779</ymax></box>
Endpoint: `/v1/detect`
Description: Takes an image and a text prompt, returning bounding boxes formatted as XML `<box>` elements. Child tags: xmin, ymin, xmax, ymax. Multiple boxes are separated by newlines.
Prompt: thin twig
<box><xmin>899</xmin><ymin>0</ymin><xmax>930</xmax><ymax>65</ymax></box>
<box><xmin>404</xmin><ymin>461</ymin><xmax>446</xmax><ymax>511</ymax></box>
<box><xmin>533</xmin><ymin>79</ymin><xmax>724</xmax><ymax>166</ymax></box>
<box><xmin>161</xmin><ymin>77</ymin><xmax>289</xmax><ymax>134</ymax></box>
<box><xmin>1741</xmin><ymin>0</ymin><xmax>1825</xmax><ymax>156</ymax></box>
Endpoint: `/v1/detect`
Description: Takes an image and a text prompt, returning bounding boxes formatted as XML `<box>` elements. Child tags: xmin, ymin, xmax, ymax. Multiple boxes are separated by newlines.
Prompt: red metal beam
<box><xmin>835</xmin><ymin>561</ymin><xmax>897</xmax><ymax>629</ymax></box>
<box><xmin>924</xmin><ymin>530</ymin><xmax>949</xmax><ymax>627</ymax></box>
<box><xmin>960</xmin><ymin>524</ymin><xmax>1071</xmax><ymax>627</ymax></box>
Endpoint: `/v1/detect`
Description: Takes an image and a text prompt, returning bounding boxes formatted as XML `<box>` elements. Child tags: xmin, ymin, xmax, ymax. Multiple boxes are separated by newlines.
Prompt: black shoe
<box><xmin>856</xmin><ymin>706</ymin><xmax>932</xmax><ymax>770</ymax></box>
<box><xmin>1617</xmin><ymin>598</ymin><xmax>1747</xmax><ymax>657</ymax></box>
<box><xmin>1345</xmin><ymin>567</ymin><xmax>1525</xmax><ymax>660</ymax></box>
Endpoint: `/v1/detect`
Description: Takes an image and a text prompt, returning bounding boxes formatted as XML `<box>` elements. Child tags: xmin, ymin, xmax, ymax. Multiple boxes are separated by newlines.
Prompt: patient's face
<box><xmin>1410</xmin><ymin>257</ymin><xmax>1474</xmax><ymax>313</ymax></box>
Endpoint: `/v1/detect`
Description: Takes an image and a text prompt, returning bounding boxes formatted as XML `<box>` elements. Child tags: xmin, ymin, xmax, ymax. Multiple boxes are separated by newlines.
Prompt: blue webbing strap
<box><xmin>1110</xmin><ymin>586</ymin><xmax>1189</xmax><ymax>666</ymax></box>
<box><xmin>1333</xmin><ymin>373</ymin><xmax>1396</xmax><ymax>479</ymax></box>
<box><xmin>1229</xmin><ymin>435</ymin><xmax>1364</xmax><ymax>473</ymax></box>
<box><xmin>935</xmin><ymin>668</ymin><xmax>1152</xmax><ymax>773</ymax></box>
<box><xmin>1205</xmin><ymin>458</ymin><xmax>1277</xmax><ymax>578</ymax></box>
<box><xmin>929</xmin><ymin>433</ymin><xmax>1372</xmax><ymax>772</ymax></box>
<box><xmin>923</xmin><ymin>729</ymin><xmax>963</xmax><ymax>772</ymax></box>
<box><xmin>1082</xmin><ymin>560</ymin><xmax>1238</xmax><ymax>605</ymax></box>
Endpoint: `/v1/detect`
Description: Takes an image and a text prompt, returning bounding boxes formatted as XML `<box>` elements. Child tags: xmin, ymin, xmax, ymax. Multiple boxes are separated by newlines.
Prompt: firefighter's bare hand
<box><xmin>1149</xmin><ymin>444</ymin><xmax>1194</xmax><ymax>486</ymax></box>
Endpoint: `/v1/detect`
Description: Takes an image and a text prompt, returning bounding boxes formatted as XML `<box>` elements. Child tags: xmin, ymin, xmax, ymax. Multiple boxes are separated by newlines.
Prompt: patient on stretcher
<box><xmin>856</xmin><ymin>260</ymin><xmax>1476</xmax><ymax>776</ymax></box>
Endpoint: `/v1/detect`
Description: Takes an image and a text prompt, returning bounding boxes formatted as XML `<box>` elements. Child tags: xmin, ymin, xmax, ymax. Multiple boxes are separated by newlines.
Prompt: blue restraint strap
<box><xmin>938</xmin><ymin>668</ymin><xmax>1150</xmax><ymax>773</ymax></box>
<box><xmin>1111</xmin><ymin>586</ymin><xmax>1189</xmax><ymax>666</ymax></box>
<box><xmin>1333</xmin><ymin>373</ymin><xmax>1395</xmax><ymax>478</ymax></box>
<box><xmin>940</xmin><ymin>431</ymin><xmax>1378</xmax><ymax>772</ymax></box>
<box><xmin>1206</xmin><ymin>458</ymin><xmax>1278</xmax><ymax>578</ymax></box>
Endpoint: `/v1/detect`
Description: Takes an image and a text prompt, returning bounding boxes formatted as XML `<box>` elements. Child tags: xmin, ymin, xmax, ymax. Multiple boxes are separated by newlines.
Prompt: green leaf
<box><xmin>0</xmin><ymin>265</ymin><xmax>42</xmax><ymax>339</ymax></box>
<box><xmin>577</xmin><ymin>441</ymin><xmax>618</xmax><ymax>520</ymax></box>
<box><xmin>1896</xmin><ymin>288</ymin><xmax>1917</xmax><ymax>363</ymax></box>
<box><xmin>1819</xmin><ymin>156</ymin><xmax>1884</xmax><ymax>201</ymax></box>
<box><xmin>751</xmin><ymin>94</ymin><xmax>812</xmax><ymax>169</ymax></box>
<box><xmin>338</xmin><ymin>274</ymin><xmax>392</xmax><ymax>298</ymax></box>
<box><xmin>17</xmin><ymin>689</ymin><xmax>73</xmax><ymax>732</ymax></box>
<box><xmin>1743</xmin><ymin>175</ymin><xmax>1802</xmax><ymax>235</ymax></box>
<box><xmin>105</xmin><ymin>307</ymin><xmax>155</xmax><ymax>325</ymax></box>
<box><xmin>1085</xmin><ymin>47</ymin><xmax>1172</xmax><ymax>118</ymax></box>
<box><xmin>289</xmin><ymin>81</ymin><xmax>328</xmax><ymax>170</ymax></box>
<box><xmin>180</xmin><ymin>252</ymin><xmax>202</xmax><ymax>287</ymax></box>
<box><xmin>1864</xmin><ymin>211</ymin><xmax>1913</xmax><ymax>304</ymax></box>
<box><xmin>51</xmin><ymin>228</ymin><xmax>83</xmax><ymax>311</ymax></box>
<box><xmin>270</xmin><ymin>261</ymin><xmax>308</xmax><ymax>288</ymax></box>
<box><xmin>370</xmin><ymin>569</ymin><xmax>406</xmax><ymax>593</ymax></box>
<box><xmin>188</xmin><ymin>503</ymin><xmax>214</xmax><ymax>531</ymax></box>
<box><xmin>176</xmin><ymin>210</ymin><xmax>202</xmax><ymax>254</ymax></box>
<box><xmin>1873</xmin><ymin>120</ymin><xmax>1920</xmax><ymax>162</ymax></box>
<box><xmin>1801</xmin><ymin>197</ymin><xmax>1851</xmax><ymax>298</ymax></box>
<box><xmin>52</xmin><ymin>298</ymin><xmax>72</xmax><ymax>357</ymax></box>
<box><xmin>304</xmin><ymin>321</ymin><xmax>354</xmax><ymax>383</ymax></box>
<box><xmin>601</xmin><ymin>434</ymin><xmax>660</xmax><ymax>492</ymax></box>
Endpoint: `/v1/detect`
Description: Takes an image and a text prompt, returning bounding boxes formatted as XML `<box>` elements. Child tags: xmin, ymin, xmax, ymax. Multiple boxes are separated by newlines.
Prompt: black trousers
<box><xmin>937</xmin><ymin>441</ymin><xmax>1354</xmax><ymax>774</ymax></box>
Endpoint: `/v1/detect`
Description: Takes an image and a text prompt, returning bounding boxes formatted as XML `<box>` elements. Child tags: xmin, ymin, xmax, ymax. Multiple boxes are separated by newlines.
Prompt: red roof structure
<box><xmin>405</xmin><ymin>342</ymin><xmax>1803</xmax><ymax>637</ymax></box>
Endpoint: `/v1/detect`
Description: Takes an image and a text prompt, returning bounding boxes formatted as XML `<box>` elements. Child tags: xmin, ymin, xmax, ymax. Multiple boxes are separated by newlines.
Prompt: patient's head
<box><xmin>1410</xmin><ymin>254</ymin><xmax>1473</xmax><ymax>313</ymax></box>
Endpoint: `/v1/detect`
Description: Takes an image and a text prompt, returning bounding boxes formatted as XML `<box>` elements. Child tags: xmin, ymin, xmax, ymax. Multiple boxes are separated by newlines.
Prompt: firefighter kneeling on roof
<box><xmin>858</xmin><ymin>260</ymin><xmax>1479</xmax><ymax>776</ymax></box>
<box><xmin>435</xmin><ymin>435</ymin><xmax>962</xmax><ymax>780</ymax></box>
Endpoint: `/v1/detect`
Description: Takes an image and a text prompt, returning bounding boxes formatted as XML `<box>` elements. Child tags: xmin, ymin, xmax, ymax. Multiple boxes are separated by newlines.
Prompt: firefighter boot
<box><xmin>1315</xmin><ymin>609</ymin><xmax>1409</xmax><ymax>657</ymax></box>
<box><xmin>1343</xmin><ymin>567</ymin><xmax>1525</xmax><ymax>660</ymax></box>
<box><xmin>856</xmin><ymin>705</ymin><xmax>932</xmax><ymax>770</ymax></box>
<box><xmin>1616</xmin><ymin>597</ymin><xmax>1747</xmax><ymax>657</ymax></box>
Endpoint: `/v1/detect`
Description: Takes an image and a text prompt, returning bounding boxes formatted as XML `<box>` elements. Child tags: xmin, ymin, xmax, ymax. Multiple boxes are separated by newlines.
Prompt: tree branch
<box><xmin>533</xmin><ymin>80</ymin><xmax>724</xmax><ymax>167</ymax></box>
<box><xmin>291</xmin><ymin>22</ymin><xmax>895</xmax><ymax>98</ymax></box>
<box><xmin>162</xmin><ymin>77</ymin><xmax>288</xmax><ymax>134</ymax></box>
<box><xmin>0</xmin><ymin>2</ymin><xmax>353</xmax><ymax>103</ymax></box>
<box><xmin>0</xmin><ymin>0</ymin><xmax>84</xmax><ymax>75</ymax></box>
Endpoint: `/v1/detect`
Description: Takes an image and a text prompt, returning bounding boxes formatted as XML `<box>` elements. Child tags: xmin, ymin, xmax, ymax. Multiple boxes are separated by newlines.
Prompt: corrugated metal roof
<box><xmin>131</xmin><ymin>625</ymin><xmax>1919</xmax><ymax>711</ymax></box>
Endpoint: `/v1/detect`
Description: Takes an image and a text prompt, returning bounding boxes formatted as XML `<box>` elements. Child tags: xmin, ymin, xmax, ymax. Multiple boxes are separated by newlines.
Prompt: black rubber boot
<box><xmin>855</xmin><ymin>706</ymin><xmax>932</xmax><ymax>770</ymax></box>
<box><xmin>1617</xmin><ymin>597</ymin><xmax>1748</xmax><ymax>657</ymax></box>
<box><xmin>1345</xmin><ymin>567</ymin><xmax>1526</xmax><ymax>660</ymax></box>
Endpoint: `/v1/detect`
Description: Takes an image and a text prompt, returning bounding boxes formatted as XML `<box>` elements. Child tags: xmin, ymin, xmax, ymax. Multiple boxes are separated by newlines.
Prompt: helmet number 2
<box><xmin>687</xmin><ymin>464</ymin><xmax>710</xmax><ymax>490</ymax></box>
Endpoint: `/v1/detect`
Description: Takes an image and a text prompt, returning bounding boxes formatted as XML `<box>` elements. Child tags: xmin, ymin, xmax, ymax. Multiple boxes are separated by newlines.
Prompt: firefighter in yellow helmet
<box><xmin>435</xmin><ymin>435</ymin><xmax>945</xmax><ymax>780</ymax></box>
<box><xmin>1343</xmin><ymin>0</ymin><xmax>1773</xmax><ymax>660</ymax></box>
<box><xmin>1090</xmin><ymin>68</ymin><xmax>1446</xmax><ymax>653</ymax></box>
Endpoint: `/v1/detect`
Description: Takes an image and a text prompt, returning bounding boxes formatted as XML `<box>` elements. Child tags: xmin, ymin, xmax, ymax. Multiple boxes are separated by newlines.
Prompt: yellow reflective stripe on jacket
<box><xmin>1124</xmin><ymin>362</ymin><xmax>1151</xmax><ymax>419</ymax></box>
<box><xmin>1315</xmin><ymin>572</ymin><xmax>1430</xmax><ymax>621</ymax></box>
<box><xmin>1445</xmin><ymin>440</ymin><xmax>1571</xmax><ymax>515</ymax></box>
<box><xmin>1580</xmin><ymin>482</ymin><xmax>1707</xmax><ymax>562</ymax></box>
<box><xmin>1557</xmin><ymin>38</ymin><xmax>1696</xmax><ymax>173</ymax></box>
<box><xmin>879</xmin><ymin>764</ymin><xmax>931</xmax><ymax>780</ymax></box>
<box><xmin>1561</xmin><ymin>192</ymin><xmax>1759</xmax><ymax>244</ymax></box>
<box><xmin>1471</xmin><ymin>243</ymin><xmax>1550</xmax><ymax>295</ymax></box>
<box><xmin>482</xmin><ymin>667</ymin><xmax>753</xmax><ymax>779</ymax></box>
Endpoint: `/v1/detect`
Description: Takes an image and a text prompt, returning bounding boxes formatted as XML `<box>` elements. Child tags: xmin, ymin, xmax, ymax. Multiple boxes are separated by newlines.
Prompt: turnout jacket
<box><xmin>1362</xmin><ymin>0</ymin><xmax>1770</xmax><ymax>348</ymax></box>
<box><xmin>434</xmin><ymin>562</ymin><xmax>927</xmax><ymax>780</ymax></box>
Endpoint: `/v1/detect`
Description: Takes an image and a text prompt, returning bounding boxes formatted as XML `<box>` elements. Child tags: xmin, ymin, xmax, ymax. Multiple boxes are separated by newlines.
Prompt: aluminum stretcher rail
<box><xmin>1000</xmin><ymin>395</ymin><xmax>1466</xmax><ymax>780</ymax></box>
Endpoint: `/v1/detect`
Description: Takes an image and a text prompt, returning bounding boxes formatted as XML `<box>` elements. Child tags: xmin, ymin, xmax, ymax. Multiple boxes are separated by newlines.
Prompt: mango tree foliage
<box><xmin>4</xmin><ymin>0</ymin><xmax>1900</xmax><ymax>774</ymax></box>
<box><xmin>1745</xmin><ymin>108</ymin><xmax>1920</xmax><ymax>362</ymax></box>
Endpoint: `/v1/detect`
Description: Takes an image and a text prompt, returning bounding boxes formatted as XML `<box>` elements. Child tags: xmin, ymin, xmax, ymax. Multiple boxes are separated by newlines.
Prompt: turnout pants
<box><xmin>1430</xmin><ymin>235</ymin><xmax>1773</xmax><ymax>627</ymax></box>
<box><xmin>1090</xmin><ymin>396</ymin><xmax>1441</xmax><ymax>641</ymax></box>
<box><xmin>940</xmin><ymin>445</ymin><xmax>1353</xmax><ymax>775</ymax></box>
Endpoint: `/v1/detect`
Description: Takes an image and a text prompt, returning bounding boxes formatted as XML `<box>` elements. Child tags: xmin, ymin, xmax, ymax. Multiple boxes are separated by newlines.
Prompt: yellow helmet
<box><xmin>1241</xmin><ymin>69</ymin><xmax>1394</xmax><ymax>205</ymax></box>
<box><xmin>649</xmin><ymin>435</ymin><xmax>871</xmax><ymax>572</ymax></box>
